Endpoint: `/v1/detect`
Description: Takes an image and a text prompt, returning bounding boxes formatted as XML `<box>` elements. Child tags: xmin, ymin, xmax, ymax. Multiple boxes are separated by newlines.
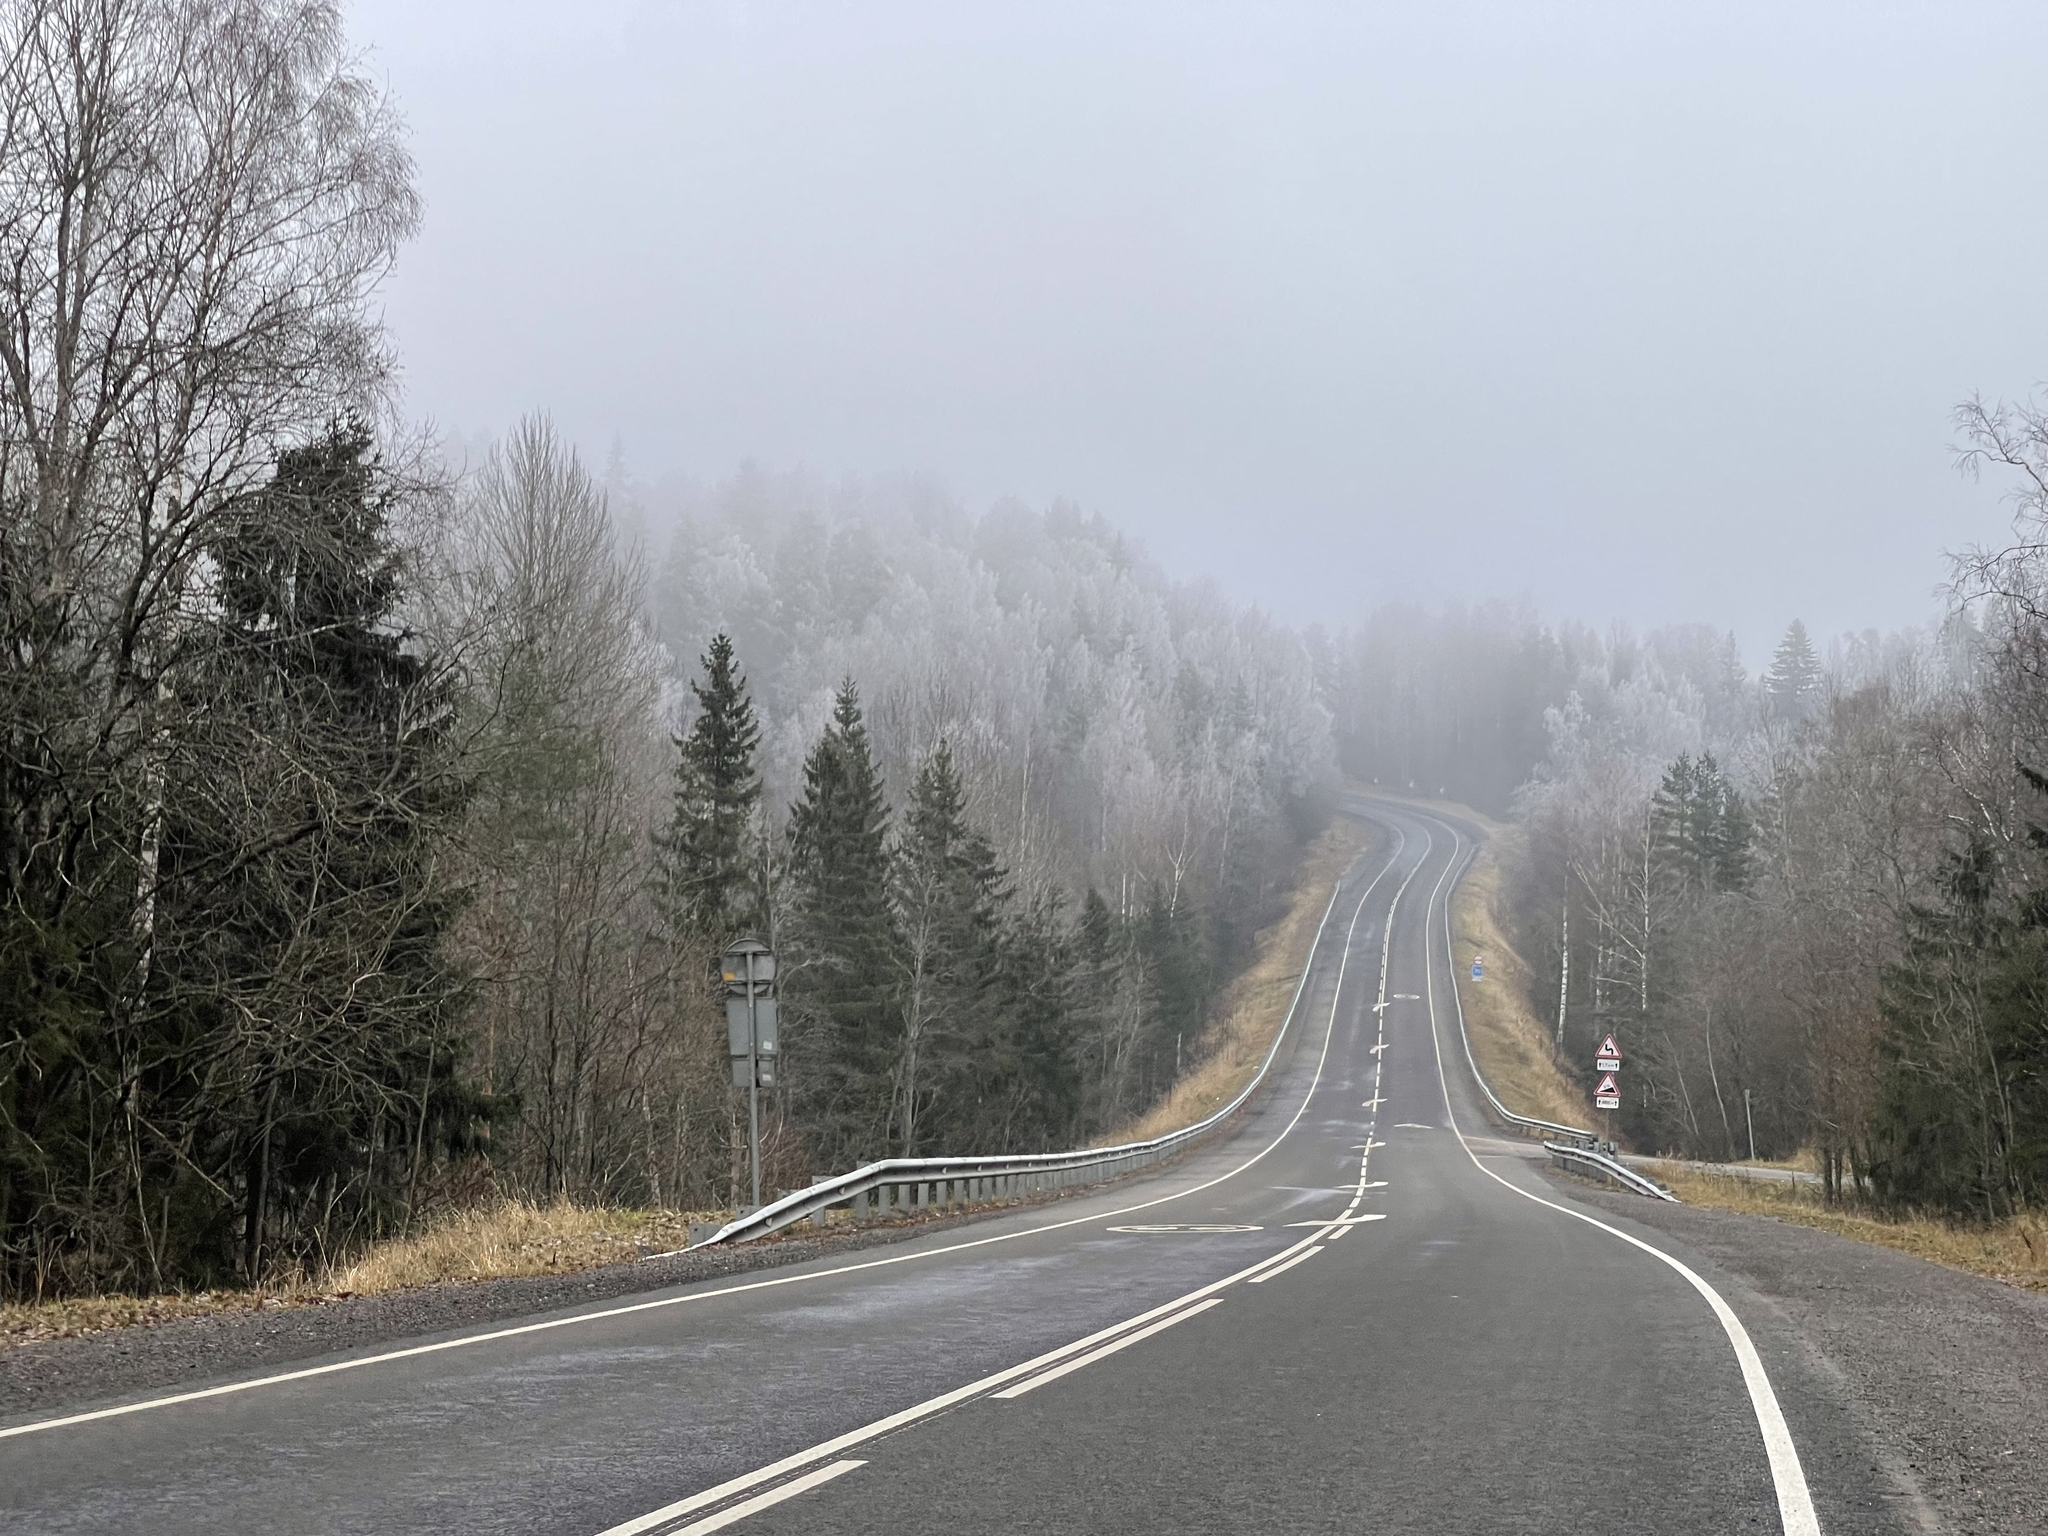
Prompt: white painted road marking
<box><xmin>665</xmin><ymin>1460</ymin><xmax>866</xmax><ymax>1536</ymax></box>
<box><xmin>1283</xmin><ymin>1215</ymin><xmax>1386</xmax><ymax>1227</ymax></box>
<box><xmin>1247</xmin><ymin>1246</ymin><xmax>1324</xmax><ymax>1283</ymax></box>
<box><xmin>1412</xmin><ymin>811</ymin><xmax>1821</xmax><ymax>1536</ymax></box>
<box><xmin>584</xmin><ymin>838</ymin><xmax>1441</xmax><ymax>1536</ymax></box>
<box><xmin>993</xmin><ymin>1299</ymin><xmax>1225</xmax><ymax>1399</ymax></box>
<box><xmin>0</xmin><ymin>837</ymin><xmax>1417</xmax><ymax>1446</ymax></box>
<box><xmin>594</xmin><ymin>1230</ymin><xmax>1339</xmax><ymax>1536</ymax></box>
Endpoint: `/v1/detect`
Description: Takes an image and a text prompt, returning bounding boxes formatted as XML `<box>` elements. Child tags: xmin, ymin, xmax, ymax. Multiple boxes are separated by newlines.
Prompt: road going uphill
<box><xmin>3</xmin><ymin>801</ymin><xmax>1920</xmax><ymax>1534</ymax></box>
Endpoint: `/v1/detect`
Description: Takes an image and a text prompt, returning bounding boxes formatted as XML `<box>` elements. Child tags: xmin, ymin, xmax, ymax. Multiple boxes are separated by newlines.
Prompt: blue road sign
<box><xmin>1471</xmin><ymin>959</ymin><xmax>1484</xmax><ymax>979</ymax></box>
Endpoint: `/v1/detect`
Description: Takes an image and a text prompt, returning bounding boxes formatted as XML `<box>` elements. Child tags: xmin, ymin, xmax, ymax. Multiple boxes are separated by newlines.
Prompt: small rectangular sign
<box><xmin>1596</xmin><ymin>1094</ymin><xmax>1620</xmax><ymax>1110</ymax></box>
<box><xmin>726</xmin><ymin>996</ymin><xmax>778</xmax><ymax>1057</ymax></box>
<box><xmin>731</xmin><ymin>1055</ymin><xmax>779</xmax><ymax>1089</ymax></box>
<box><xmin>1595</xmin><ymin>1056</ymin><xmax>1622</xmax><ymax>1073</ymax></box>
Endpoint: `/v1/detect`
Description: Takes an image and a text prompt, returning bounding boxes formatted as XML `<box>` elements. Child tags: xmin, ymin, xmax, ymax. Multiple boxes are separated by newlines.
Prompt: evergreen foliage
<box><xmin>159</xmin><ymin>423</ymin><xmax>475</xmax><ymax>1282</ymax></box>
<box><xmin>1766</xmin><ymin>620</ymin><xmax>1823</xmax><ymax>717</ymax></box>
<box><xmin>2</xmin><ymin>425</ymin><xmax>477</xmax><ymax>1292</ymax></box>
<box><xmin>784</xmin><ymin>681</ymin><xmax>900</xmax><ymax>1168</ymax></box>
<box><xmin>1869</xmin><ymin>819</ymin><xmax>2048</xmax><ymax>1217</ymax></box>
<box><xmin>657</xmin><ymin>634</ymin><xmax>764</xmax><ymax>945</ymax></box>
<box><xmin>889</xmin><ymin>741</ymin><xmax>1007</xmax><ymax>1152</ymax></box>
<box><xmin>1651</xmin><ymin>752</ymin><xmax>1753</xmax><ymax>897</ymax></box>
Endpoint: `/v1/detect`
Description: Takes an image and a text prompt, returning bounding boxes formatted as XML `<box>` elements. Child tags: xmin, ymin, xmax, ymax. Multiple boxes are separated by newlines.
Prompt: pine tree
<box><xmin>1765</xmin><ymin>620</ymin><xmax>1822</xmax><ymax>719</ymax></box>
<box><xmin>156</xmin><ymin>422</ymin><xmax>472</xmax><ymax>1281</ymax></box>
<box><xmin>1869</xmin><ymin>801</ymin><xmax>2048</xmax><ymax>1217</ymax></box>
<box><xmin>655</xmin><ymin>634</ymin><xmax>763</xmax><ymax>945</ymax></box>
<box><xmin>891</xmin><ymin>741</ymin><xmax>1009</xmax><ymax>1152</ymax></box>
<box><xmin>1651</xmin><ymin>752</ymin><xmax>1752</xmax><ymax>898</ymax></box>
<box><xmin>784</xmin><ymin>680</ymin><xmax>898</xmax><ymax>1167</ymax></box>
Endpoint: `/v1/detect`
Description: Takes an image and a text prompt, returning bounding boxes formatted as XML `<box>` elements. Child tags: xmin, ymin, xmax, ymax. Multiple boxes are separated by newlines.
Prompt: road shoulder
<box><xmin>1547</xmin><ymin>1170</ymin><xmax>2048</xmax><ymax>1536</ymax></box>
<box><xmin>0</xmin><ymin>1201</ymin><xmax>1036</xmax><ymax>1425</ymax></box>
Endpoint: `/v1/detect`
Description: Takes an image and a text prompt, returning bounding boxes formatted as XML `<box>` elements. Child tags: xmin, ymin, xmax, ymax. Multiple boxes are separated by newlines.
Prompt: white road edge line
<box><xmin>1246</xmin><ymin>1246</ymin><xmax>1323</xmax><ymax>1284</ymax></box>
<box><xmin>585</xmin><ymin>835</ymin><xmax>1433</xmax><ymax>1536</ymax></box>
<box><xmin>992</xmin><ymin>1298</ymin><xmax>1225</xmax><ymax>1399</ymax></box>
<box><xmin>0</xmin><ymin>832</ymin><xmax>1416</xmax><ymax>1445</ymax></box>
<box><xmin>1409</xmin><ymin>808</ymin><xmax>1821</xmax><ymax>1536</ymax></box>
<box><xmin>595</xmin><ymin>1235</ymin><xmax>1332</xmax><ymax>1536</ymax></box>
<box><xmin>660</xmin><ymin>1459</ymin><xmax>866</xmax><ymax>1536</ymax></box>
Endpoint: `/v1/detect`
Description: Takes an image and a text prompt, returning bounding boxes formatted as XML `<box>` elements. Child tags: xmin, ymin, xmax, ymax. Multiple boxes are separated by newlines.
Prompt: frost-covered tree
<box><xmin>1766</xmin><ymin>620</ymin><xmax>1823</xmax><ymax>718</ymax></box>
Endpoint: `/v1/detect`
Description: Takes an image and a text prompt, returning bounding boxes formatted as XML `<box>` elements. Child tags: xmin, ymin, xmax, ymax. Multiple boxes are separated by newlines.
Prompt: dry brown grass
<box><xmin>1647</xmin><ymin>1163</ymin><xmax>2048</xmax><ymax>1294</ymax></box>
<box><xmin>329</xmin><ymin>1200</ymin><xmax>722</xmax><ymax>1293</ymax></box>
<box><xmin>1114</xmin><ymin>815</ymin><xmax>1380</xmax><ymax>1143</ymax></box>
<box><xmin>0</xmin><ymin>1288</ymin><xmax>289</xmax><ymax>1347</ymax></box>
<box><xmin>1448</xmin><ymin>828</ymin><xmax>1596</xmax><ymax>1130</ymax></box>
<box><xmin>1</xmin><ymin>1199</ymin><xmax>727</xmax><ymax>1349</ymax></box>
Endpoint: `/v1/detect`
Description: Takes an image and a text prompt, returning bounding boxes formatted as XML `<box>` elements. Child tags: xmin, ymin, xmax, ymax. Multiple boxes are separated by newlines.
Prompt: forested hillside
<box><xmin>1357</xmin><ymin>476</ymin><xmax>2048</xmax><ymax>1219</ymax></box>
<box><xmin>0</xmin><ymin>5</ymin><xmax>1334</xmax><ymax>1302</ymax></box>
<box><xmin>4</xmin><ymin>0</ymin><xmax>2040</xmax><ymax>1311</ymax></box>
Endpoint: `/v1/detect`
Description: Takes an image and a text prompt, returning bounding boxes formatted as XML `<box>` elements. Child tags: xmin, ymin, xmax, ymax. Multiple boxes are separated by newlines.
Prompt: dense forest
<box><xmin>0</xmin><ymin>2</ymin><xmax>1332</xmax><ymax>1299</ymax></box>
<box><xmin>1326</xmin><ymin>529</ymin><xmax>2048</xmax><ymax>1219</ymax></box>
<box><xmin>3</xmin><ymin>0</ymin><xmax>2042</xmax><ymax>1304</ymax></box>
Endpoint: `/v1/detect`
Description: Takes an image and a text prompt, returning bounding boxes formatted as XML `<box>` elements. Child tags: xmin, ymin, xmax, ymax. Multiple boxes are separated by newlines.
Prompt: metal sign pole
<box><xmin>747</xmin><ymin>950</ymin><xmax>762</xmax><ymax>1212</ymax></box>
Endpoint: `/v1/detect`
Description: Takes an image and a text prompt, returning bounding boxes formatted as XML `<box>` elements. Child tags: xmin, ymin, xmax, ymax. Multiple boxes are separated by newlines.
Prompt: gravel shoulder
<box><xmin>0</xmin><ymin>1202</ymin><xmax>1026</xmax><ymax>1426</ymax></box>
<box><xmin>1549</xmin><ymin>1170</ymin><xmax>2048</xmax><ymax>1536</ymax></box>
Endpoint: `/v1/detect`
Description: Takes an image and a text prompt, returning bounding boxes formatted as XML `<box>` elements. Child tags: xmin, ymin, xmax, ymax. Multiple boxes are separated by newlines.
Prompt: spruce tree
<box><xmin>1652</xmin><ymin>752</ymin><xmax>1752</xmax><ymax>898</ymax></box>
<box><xmin>1765</xmin><ymin>620</ymin><xmax>1822</xmax><ymax>719</ymax></box>
<box><xmin>891</xmin><ymin>741</ymin><xmax>1007</xmax><ymax>1152</ymax></box>
<box><xmin>656</xmin><ymin>634</ymin><xmax>764</xmax><ymax>945</ymax></box>
<box><xmin>1870</xmin><ymin>800</ymin><xmax>2048</xmax><ymax>1216</ymax></box>
<box><xmin>157</xmin><ymin>422</ymin><xmax>471</xmax><ymax>1281</ymax></box>
<box><xmin>784</xmin><ymin>680</ymin><xmax>898</xmax><ymax>1166</ymax></box>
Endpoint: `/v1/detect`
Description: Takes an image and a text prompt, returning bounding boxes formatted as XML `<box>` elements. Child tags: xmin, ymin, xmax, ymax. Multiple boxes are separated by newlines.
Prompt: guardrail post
<box><xmin>853</xmin><ymin>1188</ymin><xmax>870</xmax><ymax>1221</ymax></box>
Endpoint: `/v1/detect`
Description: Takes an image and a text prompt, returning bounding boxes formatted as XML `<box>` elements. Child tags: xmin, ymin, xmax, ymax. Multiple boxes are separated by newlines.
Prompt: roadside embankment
<box><xmin>3</xmin><ymin>814</ymin><xmax>1370</xmax><ymax>1409</ymax></box>
<box><xmin>1642</xmin><ymin>1161</ymin><xmax>2048</xmax><ymax>1294</ymax></box>
<box><xmin>1557</xmin><ymin>1175</ymin><xmax>2048</xmax><ymax>1535</ymax></box>
<box><xmin>0</xmin><ymin>1202</ymin><xmax>1036</xmax><ymax>1421</ymax></box>
<box><xmin>1116</xmin><ymin>813</ymin><xmax>1378</xmax><ymax>1142</ymax></box>
<box><xmin>0</xmin><ymin>1201</ymin><xmax>723</xmax><ymax>1352</ymax></box>
<box><xmin>1443</xmin><ymin>817</ymin><xmax>1595</xmax><ymax>1130</ymax></box>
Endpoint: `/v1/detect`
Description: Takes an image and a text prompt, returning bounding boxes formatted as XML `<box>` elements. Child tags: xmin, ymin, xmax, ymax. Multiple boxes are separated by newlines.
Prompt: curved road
<box><xmin>1</xmin><ymin>802</ymin><xmax>1903</xmax><ymax>1533</ymax></box>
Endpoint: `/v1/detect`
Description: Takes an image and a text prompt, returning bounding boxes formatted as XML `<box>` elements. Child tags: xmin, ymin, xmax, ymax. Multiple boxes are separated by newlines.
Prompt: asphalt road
<box><xmin>0</xmin><ymin>801</ymin><xmax>1913</xmax><ymax>1534</ymax></box>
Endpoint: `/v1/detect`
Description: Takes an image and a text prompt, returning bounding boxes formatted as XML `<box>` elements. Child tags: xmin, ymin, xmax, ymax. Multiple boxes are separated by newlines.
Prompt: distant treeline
<box><xmin>1327</xmin><ymin>577</ymin><xmax>2048</xmax><ymax>1220</ymax></box>
<box><xmin>0</xmin><ymin>4</ymin><xmax>1334</xmax><ymax>1301</ymax></box>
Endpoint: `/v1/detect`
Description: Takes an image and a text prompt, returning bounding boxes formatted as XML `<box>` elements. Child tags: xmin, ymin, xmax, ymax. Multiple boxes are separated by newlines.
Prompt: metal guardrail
<box><xmin>1546</xmin><ymin>1142</ymin><xmax>1680</xmax><ymax>1201</ymax></box>
<box><xmin>1434</xmin><ymin>841</ymin><xmax>1599</xmax><ymax>1145</ymax></box>
<box><xmin>682</xmin><ymin>872</ymin><xmax>1357</xmax><ymax>1250</ymax></box>
<box><xmin>1426</xmin><ymin>822</ymin><xmax>1675</xmax><ymax>1204</ymax></box>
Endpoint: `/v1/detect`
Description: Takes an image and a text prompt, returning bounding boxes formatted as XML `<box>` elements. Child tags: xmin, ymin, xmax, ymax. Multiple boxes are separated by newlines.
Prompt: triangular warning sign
<box><xmin>1594</xmin><ymin>1072</ymin><xmax>1619</xmax><ymax>1097</ymax></box>
<box><xmin>1597</xmin><ymin>1035</ymin><xmax>1621</xmax><ymax>1061</ymax></box>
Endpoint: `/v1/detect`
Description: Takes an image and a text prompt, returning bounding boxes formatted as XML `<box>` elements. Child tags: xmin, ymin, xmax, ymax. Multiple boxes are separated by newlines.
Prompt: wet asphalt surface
<box><xmin>3</xmin><ymin>800</ymin><xmax>2041</xmax><ymax>1534</ymax></box>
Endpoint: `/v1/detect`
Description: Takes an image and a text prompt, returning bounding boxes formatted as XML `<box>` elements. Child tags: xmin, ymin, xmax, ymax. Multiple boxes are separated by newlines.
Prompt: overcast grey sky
<box><xmin>348</xmin><ymin>0</ymin><xmax>2048</xmax><ymax>656</ymax></box>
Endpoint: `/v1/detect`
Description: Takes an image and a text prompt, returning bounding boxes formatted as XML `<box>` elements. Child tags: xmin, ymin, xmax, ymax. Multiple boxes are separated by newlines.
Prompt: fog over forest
<box><xmin>4</xmin><ymin>1</ymin><xmax>2047</xmax><ymax>1303</ymax></box>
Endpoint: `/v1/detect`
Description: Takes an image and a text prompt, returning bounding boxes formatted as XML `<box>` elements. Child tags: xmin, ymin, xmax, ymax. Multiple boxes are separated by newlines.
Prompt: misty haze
<box><xmin>3</xmin><ymin>5</ymin><xmax>2046</xmax><ymax>1535</ymax></box>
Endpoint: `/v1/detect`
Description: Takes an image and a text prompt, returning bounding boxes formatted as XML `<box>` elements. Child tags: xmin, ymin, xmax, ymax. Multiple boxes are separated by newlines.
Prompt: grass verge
<box><xmin>1644</xmin><ymin>1163</ymin><xmax>2048</xmax><ymax>1294</ymax></box>
<box><xmin>3</xmin><ymin>809</ymin><xmax>1374</xmax><ymax>1347</ymax></box>
<box><xmin>1</xmin><ymin>1200</ymin><xmax>723</xmax><ymax>1349</ymax></box>
<box><xmin>1445</xmin><ymin>821</ymin><xmax>1596</xmax><ymax>1130</ymax></box>
<box><xmin>1116</xmin><ymin>813</ymin><xmax>1379</xmax><ymax>1142</ymax></box>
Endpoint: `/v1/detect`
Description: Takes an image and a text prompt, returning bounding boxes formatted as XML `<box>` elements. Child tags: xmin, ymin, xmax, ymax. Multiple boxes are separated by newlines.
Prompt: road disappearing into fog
<box><xmin>3</xmin><ymin>803</ymin><xmax>1855</xmax><ymax>1535</ymax></box>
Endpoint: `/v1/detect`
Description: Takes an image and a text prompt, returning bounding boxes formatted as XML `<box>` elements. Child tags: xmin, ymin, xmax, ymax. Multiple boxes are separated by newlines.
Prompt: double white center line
<box><xmin>599</xmin><ymin>839</ymin><xmax>1438</xmax><ymax>1536</ymax></box>
<box><xmin>599</xmin><ymin>1230</ymin><xmax>1351</xmax><ymax>1536</ymax></box>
